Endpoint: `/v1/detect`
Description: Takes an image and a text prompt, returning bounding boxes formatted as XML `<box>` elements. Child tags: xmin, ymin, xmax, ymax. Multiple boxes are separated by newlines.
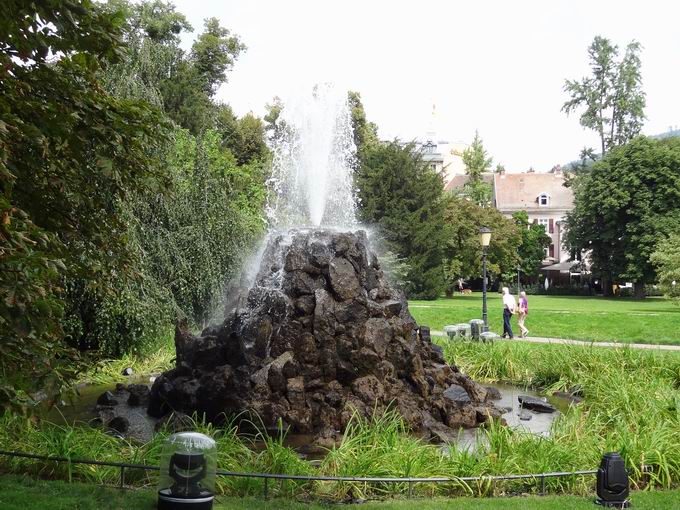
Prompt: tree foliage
<box><xmin>443</xmin><ymin>196</ymin><xmax>521</xmax><ymax>292</ymax></box>
<box><xmin>513</xmin><ymin>211</ymin><xmax>551</xmax><ymax>282</ymax></box>
<box><xmin>650</xmin><ymin>234</ymin><xmax>680</xmax><ymax>300</ymax></box>
<box><xmin>1</xmin><ymin>0</ymin><xmax>168</xmax><ymax>411</ymax></box>
<box><xmin>348</xmin><ymin>91</ymin><xmax>379</xmax><ymax>156</ymax></box>
<box><xmin>103</xmin><ymin>1</ymin><xmax>245</xmax><ymax>134</ymax></box>
<box><xmin>63</xmin><ymin>1</ymin><xmax>268</xmax><ymax>356</ymax></box>
<box><xmin>565</xmin><ymin>136</ymin><xmax>680</xmax><ymax>295</ymax></box>
<box><xmin>461</xmin><ymin>131</ymin><xmax>493</xmax><ymax>206</ymax></box>
<box><xmin>563</xmin><ymin>36</ymin><xmax>645</xmax><ymax>156</ymax></box>
<box><xmin>356</xmin><ymin>142</ymin><xmax>448</xmax><ymax>299</ymax></box>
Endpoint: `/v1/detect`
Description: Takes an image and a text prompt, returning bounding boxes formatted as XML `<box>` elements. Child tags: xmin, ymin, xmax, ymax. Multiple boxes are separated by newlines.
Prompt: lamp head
<box><xmin>479</xmin><ymin>226</ymin><xmax>492</xmax><ymax>248</ymax></box>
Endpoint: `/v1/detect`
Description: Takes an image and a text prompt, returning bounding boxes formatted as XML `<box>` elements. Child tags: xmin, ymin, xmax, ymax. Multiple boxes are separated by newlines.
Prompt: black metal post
<box><xmin>482</xmin><ymin>246</ymin><xmax>488</xmax><ymax>332</ymax></box>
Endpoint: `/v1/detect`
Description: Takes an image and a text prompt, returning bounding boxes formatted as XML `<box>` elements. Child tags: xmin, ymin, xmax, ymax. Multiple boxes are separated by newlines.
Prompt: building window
<box><xmin>538</xmin><ymin>193</ymin><xmax>549</xmax><ymax>206</ymax></box>
<box><xmin>538</xmin><ymin>218</ymin><xmax>549</xmax><ymax>231</ymax></box>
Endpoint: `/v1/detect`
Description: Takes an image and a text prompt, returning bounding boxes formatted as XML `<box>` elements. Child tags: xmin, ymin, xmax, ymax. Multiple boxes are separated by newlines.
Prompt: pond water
<box><xmin>47</xmin><ymin>376</ymin><xmax>159</xmax><ymax>443</ymax></box>
<box><xmin>453</xmin><ymin>382</ymin><xmax>571</xmax><ymax>452</ymax></box>
<box><xmin>46</xmin><ymin>379</ymin><xmax>573</xmax><ymax>454</ymax></box>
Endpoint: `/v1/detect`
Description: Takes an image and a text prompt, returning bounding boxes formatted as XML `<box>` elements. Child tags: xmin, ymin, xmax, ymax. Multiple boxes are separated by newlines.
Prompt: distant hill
<box><xmin>563</xmin><ymin>129</ymin><xmax>680</xmax><ymax>170</ymax></box>
<box><xmin>651</xmin><ymin>128</ymin><xmax>680</xmax><ymax>140</ymax></box>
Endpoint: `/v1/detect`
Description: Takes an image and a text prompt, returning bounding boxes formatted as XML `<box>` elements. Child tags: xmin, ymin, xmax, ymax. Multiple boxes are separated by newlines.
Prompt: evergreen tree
<box><xmin>356</xmin><ymin>142</ymin><xmax>448</xmax><ymax>299</ymax></box>
<box><xmin>461</xmin><ymin>130</ymin><xmax>493</xmax><ymax>206</ymax></box>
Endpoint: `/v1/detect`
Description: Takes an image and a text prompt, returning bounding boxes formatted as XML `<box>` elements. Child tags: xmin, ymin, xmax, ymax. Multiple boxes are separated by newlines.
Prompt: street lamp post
<box><xmin>480</xmin><ymin>227</ymin><xmax>492</xmax><ymax>332</ymax></box>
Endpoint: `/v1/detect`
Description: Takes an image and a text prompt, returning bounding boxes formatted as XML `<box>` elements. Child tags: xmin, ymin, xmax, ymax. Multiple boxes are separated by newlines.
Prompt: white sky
<box><xmin>171</xmin><ymin>0</ymin><xmax>680</xmax><ymax>171</ymax></box>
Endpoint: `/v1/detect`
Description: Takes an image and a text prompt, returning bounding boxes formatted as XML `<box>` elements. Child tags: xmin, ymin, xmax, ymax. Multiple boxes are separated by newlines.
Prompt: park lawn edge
<box><xmin>1</xmin><ymin>474</ymin><xmax>679</xmax><ymax>510</ymax></box>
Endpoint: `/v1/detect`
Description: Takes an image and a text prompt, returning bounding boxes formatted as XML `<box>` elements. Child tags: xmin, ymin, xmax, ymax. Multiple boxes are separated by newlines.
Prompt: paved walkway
<box><xmin>430</xmin><ymin>331</ymin><xmax>680</xmax><ymax>352</ymax></box>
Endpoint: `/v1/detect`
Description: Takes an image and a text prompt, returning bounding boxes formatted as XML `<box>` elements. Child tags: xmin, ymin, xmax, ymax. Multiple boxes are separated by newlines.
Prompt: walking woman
<box><xmin>517</xmin><ymin>291</ymin><xmax>529</xmax><ymax>338</ymax></box>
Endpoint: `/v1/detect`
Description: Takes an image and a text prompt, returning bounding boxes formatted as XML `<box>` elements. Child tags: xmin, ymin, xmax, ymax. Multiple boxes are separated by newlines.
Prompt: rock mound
<box><xmin>148</xmin><ymin>229</ymin><xmax>501</xmax><ymax>442</ymax></box>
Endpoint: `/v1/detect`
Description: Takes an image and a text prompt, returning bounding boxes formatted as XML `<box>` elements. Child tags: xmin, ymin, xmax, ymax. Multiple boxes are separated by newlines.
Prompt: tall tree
<box><xmin>565</xmin><ymin>136</ymin><xmax>680</xmax><ymax>297</ymax></box>
<box><xmin>104</xmin><ymin>1</ymin><xmax>245</xmax><ymax>134</ymax></box>
<box><xmin>65</xmin><ymin>1</ymin><xmax>268</xmax><ymax>356</ymax></box>
<box><xmin>357</xmin><ymin>142</ymin><xmax>448</xmax><ymax>299</ymax></box>
<box><xmin>461</xmin><ymin>131</ymin><xmax>493</xmax><ymax>206</ymax></box>
<box><xmin>513</xmin><ymin>211</ymin><xmax>552</xmax><ymax>283</ymax></box>
<box><xmin>462</xmin><ymin>130</ymin><xmax>493</xmax><ymax>179</ymax></box>
<box><xmin>650</xmin><ymin>234</ymin><xmax>680</xmax><ymax>300</ymax></box>
<box><xmin>443</xmin><ymin>196</ymin><xmax>521</xmax><ymax>293</ymax></box>
<box><xmin>1</xmin><ymin>0</ymin><xmax>168</xmax><ymax>411</ymax></box>
<box><xmin>563</xmin><ymin>36</ymin><xmax>645</xmax><ymax>157</ymax></box>
<box><xmin>348</xmin><ymin>91</ymin><xmax>379</xmax><ymax>156</ymax></box>
<box><xmin>191</xmin><ymin>17</ymin><xmax>245</xmax><ymax>96</ymax></box>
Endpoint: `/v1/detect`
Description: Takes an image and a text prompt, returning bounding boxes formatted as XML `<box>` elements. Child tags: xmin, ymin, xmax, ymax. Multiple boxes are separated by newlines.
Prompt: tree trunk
<box><xmin>602</xmin><ymin>275</ymin><xmax>612</xmax><ymax>296</ymax></box>
<box><xmin>634</xmin><ymin>282</ymin><xmax>646</xmax><ymax>299</ymax></box>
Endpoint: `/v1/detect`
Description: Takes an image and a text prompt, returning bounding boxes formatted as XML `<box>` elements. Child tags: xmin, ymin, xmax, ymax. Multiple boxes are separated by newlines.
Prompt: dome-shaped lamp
<box><xmin>158</xmin><ymin>432</ymin><xmax>217</xmax><ymax>510</ymax></box>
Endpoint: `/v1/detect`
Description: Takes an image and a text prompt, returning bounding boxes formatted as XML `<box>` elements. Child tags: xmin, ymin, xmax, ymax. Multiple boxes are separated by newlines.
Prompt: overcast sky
<box><xmin>171</xmin><ymin>0</ymin><xmax>680</xmax><ymax>171</ymax></box>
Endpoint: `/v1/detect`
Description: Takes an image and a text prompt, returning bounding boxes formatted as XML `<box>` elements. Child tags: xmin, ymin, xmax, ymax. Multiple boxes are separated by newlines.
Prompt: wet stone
<box><xmin>518</xmin><ymin>395</ymin><xmax>556</xmax><ymax>413</ymax></box>
<box><xmin>443</xmin><ymin>384</ymin><xmax>471</xmax><ymax>404</ymax></box>
<box><xmin>148</xmin><ymin>230</ymin><xmax>502</xmax><ymax>442</ymax></box>
<box><xmin>96</xmin><ymin>391</ymin><xmax>118</xmax><ymax>406</ymax></box>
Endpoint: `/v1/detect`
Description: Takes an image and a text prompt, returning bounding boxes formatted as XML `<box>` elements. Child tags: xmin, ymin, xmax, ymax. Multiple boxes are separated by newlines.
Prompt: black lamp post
<box><xmin>480</xmin><ymin>227</ymin><xmax>492</xmax><ymax>332</ymax></box>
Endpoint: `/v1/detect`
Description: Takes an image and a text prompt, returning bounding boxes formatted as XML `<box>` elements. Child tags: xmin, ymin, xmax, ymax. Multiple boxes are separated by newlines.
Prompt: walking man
<box><xmin>501</xmin><ymin>286</ymin><xmax>516</xmax><ymax>339</ymax></box>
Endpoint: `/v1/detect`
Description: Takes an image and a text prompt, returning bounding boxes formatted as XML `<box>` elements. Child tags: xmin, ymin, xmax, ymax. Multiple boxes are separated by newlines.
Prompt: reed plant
<box><xmin>81</xmin><ymin>338</ymin><xmax>174</xmax><ymax>386</ymax></box>
<box><xmin>1</xmin><ymin>341</ymin><xmax>678</xmax><ymax>500</ymax></box>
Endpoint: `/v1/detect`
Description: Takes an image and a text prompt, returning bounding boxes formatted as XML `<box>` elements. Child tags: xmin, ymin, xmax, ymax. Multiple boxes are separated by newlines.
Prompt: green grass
<box><xmin>2</xmin><ymin>341</ymin><xmax>679</xmax><ymax>501</ymax></box>
<box><xmin>80</xmin><ymin>342</ymin><xmax>174</xmax><ymax>386</ymax></box>
<box><xmin>409</xmin><ymin>294</ymin><xmax>680</xmax><ymax>345</ymax></box>
<box><xmin>1</xmin><ymin>474</ymin><xmax>679</xmax><ymax>509</ymax></box>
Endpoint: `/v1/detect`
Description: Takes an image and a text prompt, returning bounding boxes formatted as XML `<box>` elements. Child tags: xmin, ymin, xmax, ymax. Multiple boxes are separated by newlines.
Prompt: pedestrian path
<box><xmin>430</xmin><ymin>331</ymin><xmax>680</xmax><ymax>352</ymax></box>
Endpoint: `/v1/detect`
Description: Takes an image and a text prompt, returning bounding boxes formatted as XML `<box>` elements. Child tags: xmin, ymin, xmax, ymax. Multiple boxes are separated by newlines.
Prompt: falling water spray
<box><xmin>266</xmin><ymin>84</ymin><xmax>358</xmax><ymax>230</ymax></box>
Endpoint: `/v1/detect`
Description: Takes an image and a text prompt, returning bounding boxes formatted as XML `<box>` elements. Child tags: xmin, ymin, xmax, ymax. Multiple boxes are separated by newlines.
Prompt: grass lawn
<box><xmin>409</xmin><ymin>293</ymin><xmax>680</xmax><ymax>345</ymax></box>
<box><xmin>1</xmin><ymin>475</ymin><xmax>678</xmax><ymax>510</ymax></box>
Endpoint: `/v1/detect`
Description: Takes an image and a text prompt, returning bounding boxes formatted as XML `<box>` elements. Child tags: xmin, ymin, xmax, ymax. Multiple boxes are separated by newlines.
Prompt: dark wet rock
<box><xmin>96</xmin><ymin>407</ymin><xmax>116</xmax><ymax>426</ymax></box>
<box><xmin>115</xmin><ymin>383</ymin><xmax>127</xmax><ymax>392</ymax></box>
<box><xmin>485</xmin><ymin>386</ymin><xmax>502</xmax><ymax>401</ymax></box>
<box><xmin>107</xmin><ymin>416</ymin><xmax>130</xmax><ymax>433</ymax></box>
<box><xmin>127</xmin><ymin>384</ymin><xmax>150</xmax><ymax>406</ymax></box>
<box><xmin>443</xmin><ymin>384</ymin><xmax>470</xmax><ymax>404</ymax></box>
<box><xmin>97</xmin><ymin>391</ymin><xmax>118</xmax><ymax>406</ymax></box>
<box><xmin>148</xmin><ymin>230</ymin><xmax>501</xmax><ymax>441</ymax></box>
<box><xmin>518</xmin><ymin>395</ymin><xmax>556</xmax><ymax>413</ymax></box>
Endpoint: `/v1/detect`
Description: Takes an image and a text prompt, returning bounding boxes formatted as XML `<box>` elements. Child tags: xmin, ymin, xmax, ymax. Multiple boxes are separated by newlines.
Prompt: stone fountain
<box><xmin>147</xmin><ymin>86</ymin><xmax>502</xmax><ymax>444</ymax></box>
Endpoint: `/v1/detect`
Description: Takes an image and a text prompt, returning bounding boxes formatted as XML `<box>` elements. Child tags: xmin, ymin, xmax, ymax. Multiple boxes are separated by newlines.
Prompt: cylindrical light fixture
<box><xmin>158</xmin><ymin>432</ymin><xmax>217</xmax><ymax>510</ymax></box>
